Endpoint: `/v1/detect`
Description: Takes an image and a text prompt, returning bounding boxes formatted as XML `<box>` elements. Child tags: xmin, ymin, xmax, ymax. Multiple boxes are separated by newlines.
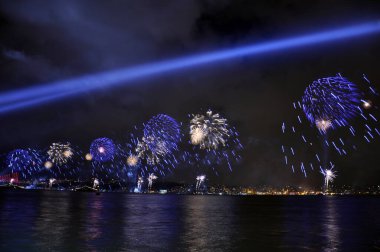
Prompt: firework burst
<box><xmin>7</xmin><ymin>149</ymin><xmax>32</xmax><ymax>172</ymax></box>
<box><xmin>320</xmin><ymin>165</ymin><xmax>337</xmax><ymax>190</ymax></box>
<box><xmin>143</xmin><ymin>114</ymin><xmax>181</xmax><ymax>145</ymax></box>
<box><xmin>190</xmin><ymin>110</ymin><xmax>229</xmax><ymax>149</ymax></box>
<box><xmin>127</xmin><ymin>154</ymin><xmax>139</xmax><ymax>167</ymax></box>
<box><xmin>195</xmin><ymin>175</ymin><xmax>206</xmax><ymax>192</ymax></box>
<box><xmin>47</xmin><ymin>142</ymin><xmax>73</xmax><ymax>165</ymax></box>
<box><xmin>6</xmin><ymin>148</ymin><xmax>43</xmax><ymax>179</ymax></box>
<box><xmin>136</xmin><ymin>114</ymin><xmax>181</xmax><ymax>170</ymax></box>
<box><xmin>281</xmin><ymin>74</ymin><xmax>379</xmax><ymax>177</ymax></box>
<box><xmin>90</xmin><ymin>138</ymin><xmax>115</xmax><ymax>162</ymax></box>
<box><xmin>302</xmin><ymin>76</ymin><xmax>361</xmax><ymax>132</ymax></box>
<box><xmin>147</xmin><ymin>173</ymin><xmax>158</xmax><ymax>191</ymax></box>
<box><xmin>186</xmin><ymin>110</ymin><xmax>243</xmax><ymax>174</ymax></box>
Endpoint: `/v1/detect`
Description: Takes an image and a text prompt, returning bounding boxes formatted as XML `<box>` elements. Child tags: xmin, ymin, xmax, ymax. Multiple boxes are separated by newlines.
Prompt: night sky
<box><xmin>1</xmin><ymin>0</ymin><xmax>380</xmax><ymax>186</ymax></box>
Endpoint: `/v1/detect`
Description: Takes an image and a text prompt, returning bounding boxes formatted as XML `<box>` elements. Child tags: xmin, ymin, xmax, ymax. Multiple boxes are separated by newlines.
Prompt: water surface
<box><xmin>0</xmin><ymin>191</ymin><xmax>379</xmax><ymax>251</ymax></box>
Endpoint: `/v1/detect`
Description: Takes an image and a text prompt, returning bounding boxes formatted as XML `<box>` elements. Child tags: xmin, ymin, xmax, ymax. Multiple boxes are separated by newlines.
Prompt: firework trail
<box><xmin>320</xmin><ymin>164</ymin><xmax>337</xmax><ymax>190</ymax></box>
<box><xmin>93</xmin><ymin>178</ymin><xmax>100</xmax><ymax>190</ymax></box>
<box><xmin>281</xmin><ymin>74</ymin><xmax>379</xmax><ymax>177</ymax></box>
<box><xmin>147</xmin><ymin>173</ymin><xmax>158</xmax><ymax>191</ymax></box>
<box><xmin>195</xmin><ymin>175</ymin><xmax>206</xmax><ymax>192</ymax></box>
<box><xmin>48</xmin><ymin>178</ymin><xmax>56</xmax><ymax>189</ymax></box>
<box><xmin>137</xmin><ymin>176</ymin><xmax>144</xmax><ymax>192</ymax></box>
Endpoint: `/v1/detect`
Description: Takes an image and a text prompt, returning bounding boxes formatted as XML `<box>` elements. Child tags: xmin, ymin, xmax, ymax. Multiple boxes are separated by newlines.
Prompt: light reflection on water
<box><xmin>0</xmin><ymin>191</ymin><xmax>379</xmax><ymax>251</ymax></box>
<box><xmin>181</xmin><ymin>196</ymin><xmax>235</xmax><ymax>251</ymax></box>
<box><xmin>323</xmin><ymin>197</ymin><xmax>340</xmax><ymax>251</ymax></box>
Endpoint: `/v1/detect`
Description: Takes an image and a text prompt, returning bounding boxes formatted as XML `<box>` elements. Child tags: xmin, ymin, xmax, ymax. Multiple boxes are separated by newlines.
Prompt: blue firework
<box><xmin>6</xmin><ymin>148</ymin><xmax>43</xmax><ymax>178</ymax></box>
<box><xmin>302</xmin><ymin>75</ymin><xmax>361</xmax><ymax>132</ymax></box>
<box><xmin>143</xmin><ymin>114</ymin><xmax>181</xmax><ymax>146</ymax></box>
<box><xmin>281</xmin><ymin>74</ymin><xmax>379</xmax><ymax>177</ymax></box>
<box><xmin>6</xmin><ymin>149</ymin><xmax>32</xmax><ymax>172</ymax></box>
<box><xmin>90</xmin><ymin>137</ymin><xmax>115</xmax><ymax>162</ymax></box>
<box><xmin>137</xmin><ymin>114</ymin><xmax>181</xmax><ymax>165</ymax></box>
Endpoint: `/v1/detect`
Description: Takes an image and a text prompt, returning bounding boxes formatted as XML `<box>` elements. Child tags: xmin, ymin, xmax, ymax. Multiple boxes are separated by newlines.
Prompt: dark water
<box><xmin>0</xmin><ymin>191</ymin><xmax>379</xmax><ymax>251</ymax></box>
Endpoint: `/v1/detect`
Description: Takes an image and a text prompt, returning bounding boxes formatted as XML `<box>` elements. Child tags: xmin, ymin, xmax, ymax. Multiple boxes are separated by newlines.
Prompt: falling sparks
<box><xmin>281</xmin><ymin>74</ymin><xmax>379</xmax><ymax>178</ymax></box>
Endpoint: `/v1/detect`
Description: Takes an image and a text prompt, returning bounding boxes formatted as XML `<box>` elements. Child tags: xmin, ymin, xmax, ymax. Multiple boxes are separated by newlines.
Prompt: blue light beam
<box><xmin>1</xmin><ymin>21</ymin><xmax>380</xmax><ymax>114</ymax></box>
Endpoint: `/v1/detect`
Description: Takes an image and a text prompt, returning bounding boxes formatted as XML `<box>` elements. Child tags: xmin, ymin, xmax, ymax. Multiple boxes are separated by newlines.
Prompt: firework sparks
<box><xmin>136</xmin><ymin>136</ymin><xmax>169</xmax><ymax>165</ymax></box>
<box><xmin>6</xmin><ymin>148</ymin><xmax>43</xmax><ymax>179</ymax></box>
<box><xmin>195</xmin><ymin>175</ymin><xmax>206</xmax><ymax>192</ymax></box>
<box><xmin>281</xmin><ymin>74</ymin><xmax>379</xmax><ymax>177</ymax></box>
<box><xmin>93</xmin><ymin>178</ymin><xmax>100</xmax><ymax>189</ymax></box>
<box><xmin>362</xmin><ymin>100</ymin><xmax>372</xmax><ymax>109</ymax></box>
<box><xmin>302</xmin><ymin>76</ymin><xmax>360</xmax><ymax>130</ymax></box>
<box><xmin>47</xmin><ymin>142</ymin><xmax>73</xmax><ymax>165</ymax></box>
<box><xmin>90</xmin><ymin>138</ymin><xmax>115</xmax><ymax>162</ymax></box>
<box><xmin>7</xmin><ymin>149</ymin><xmax>32</xmax><ymax>172</ymax></box>
<box><xmin>136</xmin><ymin>114</ymin><xmax>180</xmax><ymax>169</ymax></box>
<box><xmin>127</xmin><ymin>154</ymin><xmax>139</xmax><ymax>167</ymax></box>
<box><xmin>49</xmin><ymin>178</ymin><xmax>56</xmax><ymax>189</ymax></box>
<box><xmin>137</xmin><ymin>176</ymin><xmax>144</xmax><ymax>192</ymax></box>
<box><xmin>315</xmin><ymin>118</ymin><xmax>332</xmax><ymax>133</ymax></box>
<box><xmin>190</xmin><ymin>127</ymin><xmax>206</xmax><ymax>145</ymax></box>
<box><xmin>186</xmin><ymin>110</ymin><xmax>242</xmax><ymax>174</ymax></box>
<box><xmin>190</xmin><ymin>110</ymin><xmax>229</xmax><ymax>149</ymax></box>
<box><xmin>320</xmin><ymin>166</ymin><xmax>337</xmax><ymax>190</ymax></box>
<box><xmin>148</xmin><ymin>173</ymin><xmax>158</xmax><ymax>191</ymax></box>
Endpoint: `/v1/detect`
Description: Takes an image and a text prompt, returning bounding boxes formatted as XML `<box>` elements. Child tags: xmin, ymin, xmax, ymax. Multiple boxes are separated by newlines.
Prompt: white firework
<box><xmin>148</xmin><ymin>173</ymin><xmax>158</xmax><ymax>191</ymax></box>
<box><xmin>136</xmin><ymin>136</ymin><xmax>169</xmax><ymax>165</ymax></box>
<box><xmin>49</xmin><ymin>178</ymin><xmax>56</xmax><ymax>188</ymax></box>
<box><xmin>196</xmin><ymin>175</ymin><xmax>206</xmax><ymax>191</ymax></box>
<box><xmin>321</xmin><ymin>167</ymin><xmax>337</xmax><ymax>189</ymax></box>
<box><xmin>190</xmin><ymin>127</ymin><xmax>206</xmax><ymax>145</ymax></box>
<box><xmin>93</xmin><ymin>178</ymin><xmax>100</xmax><ymax>189</ymax></box>
<box><xmin>190</xmin><ymin>110</ymin><xmax>229</xmax><ymax>149</ymax></box>
<box><xmin>47</xmin><ymin>142</ymin><xmax>73</xmax><ymax>165</ymax></box>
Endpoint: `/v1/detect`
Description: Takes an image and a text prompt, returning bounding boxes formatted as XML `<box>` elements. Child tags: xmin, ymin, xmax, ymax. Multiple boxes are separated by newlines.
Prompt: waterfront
<box><xmin>0</xmin><ymin>191</ymin><xmax>379</xmax><ymax>251</ymax></box>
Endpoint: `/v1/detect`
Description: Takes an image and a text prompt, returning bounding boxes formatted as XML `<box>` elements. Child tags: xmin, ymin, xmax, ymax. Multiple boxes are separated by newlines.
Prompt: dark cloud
<box><xmin>0</xmin><ymin>0</ymin><xmax>380</xmax><ymax>186</ymax></box>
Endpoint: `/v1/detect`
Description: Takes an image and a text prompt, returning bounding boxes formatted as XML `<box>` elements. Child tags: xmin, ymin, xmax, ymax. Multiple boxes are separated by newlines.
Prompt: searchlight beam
<box><xmin>1</xmin><ymin>21</ymin><xmax>380</xmax><ymax>114</ymax></box>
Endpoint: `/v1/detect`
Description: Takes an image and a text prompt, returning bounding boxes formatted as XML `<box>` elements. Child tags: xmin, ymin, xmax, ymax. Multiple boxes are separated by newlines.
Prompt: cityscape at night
<box><xmin>1</xmin><ymin>1</ymin><xmax>380</xmax><ymax>251</ymax></box>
